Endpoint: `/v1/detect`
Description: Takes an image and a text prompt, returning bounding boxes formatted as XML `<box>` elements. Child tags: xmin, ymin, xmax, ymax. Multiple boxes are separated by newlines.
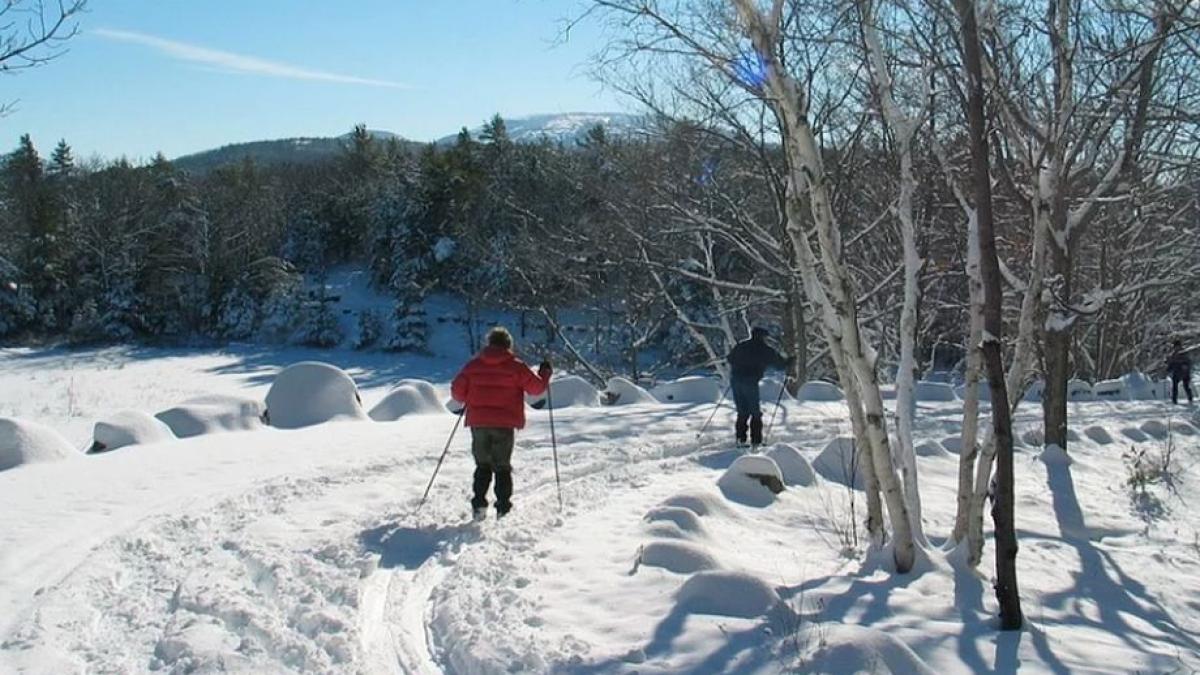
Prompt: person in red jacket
<box><xmin>451</xmin><ymin>326</ymin><xmax>551</xmax><ymax>518</ymax></box>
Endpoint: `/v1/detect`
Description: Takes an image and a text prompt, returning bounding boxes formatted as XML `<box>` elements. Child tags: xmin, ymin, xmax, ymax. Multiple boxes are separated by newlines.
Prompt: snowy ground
<box><xmin>2</xmin><ymin>347</ymin><xmax>1199</xmax><ymax>673</ymax></box>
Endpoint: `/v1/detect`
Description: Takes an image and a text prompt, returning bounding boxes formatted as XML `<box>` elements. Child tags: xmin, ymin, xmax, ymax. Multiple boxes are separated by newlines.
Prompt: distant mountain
<box><xmin>436</xmin><ymin>112</ymin><xmax>648</xmax><ymax>146</ymax></box>
<box><xmin>172</xmin><ymin>130</ymin><xmax>411</xmax><ymax>174</ymax></box>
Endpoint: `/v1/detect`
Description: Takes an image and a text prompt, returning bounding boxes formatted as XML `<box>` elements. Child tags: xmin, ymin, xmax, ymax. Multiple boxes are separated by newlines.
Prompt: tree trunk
<box><xmin>1042</xmin><ymin>241</ymin><xmax>1072</xmax><ymax>450</ymax></box>
<box><xmin>955</xmin><ymin>0</ymin><xmax>1023</xmax><ymax>631</ymax></box>
<box><xmin>781</xmin><ymin>274</ymin><xmax>807</xmax><ymax>392</ymax></box>
<box><xmin>952</xmin><ymin>211</ymin><xmax>985</xmax><ymax>544</ymax></box>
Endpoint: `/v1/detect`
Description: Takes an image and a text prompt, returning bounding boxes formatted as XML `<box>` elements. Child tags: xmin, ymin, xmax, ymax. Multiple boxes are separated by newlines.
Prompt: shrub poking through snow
<box><xmin>718</xmin><ymin>455</ymin><xmax>784</xmax><ymax>506</ymax></box>
<box><xmin>265</xmin><ymin>362</ymin><xmax>368</xmax><ymax>429</ymax></box>
<box><xmin>154</xmin><ymin>395</ymin><xmax>266</xmax><ymax>439</ymax></box>
<box><xmin>91</xmin><ymin>410</ymin><xmax>177</xmax><ymax>453</ymax></box>
<box><xmin>1123</xmin><ymin>422</ymin><xmax>1179</xmax><ymax>524</ymax></box>
<box><xmin>0</xmin><ymin>417</ymin><xmax>79</xmax><ymax>471</ymax></box>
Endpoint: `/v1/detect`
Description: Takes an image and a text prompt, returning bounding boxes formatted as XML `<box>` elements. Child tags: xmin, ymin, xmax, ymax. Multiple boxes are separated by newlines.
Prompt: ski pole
<box><xmin>764</xmin><ymin>378</ymin><xmax>790</xmax><ymax>443</ymax></box>
<box><xmin>696</xmin><ymin>383</ymin><xmax>731</xmax><ymax>439</ymax></box>
<box><xmin>418</xmin><ymin>406</ymin><xmax>465</xmax><ymax>511</ymax></box>
<box><xmin>546</xmin><ymin>374</ymin><xmax>563</xmax><ymax>510</ymax></box>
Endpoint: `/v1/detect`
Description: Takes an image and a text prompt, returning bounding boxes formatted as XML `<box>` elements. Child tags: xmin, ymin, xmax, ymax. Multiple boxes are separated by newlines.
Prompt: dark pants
<box><xmin>471</xmin><ymin>427</ymin><xmax>515</xmax><ymax>512</ymax></box>
<box><xmin>731</xmin><ymin>377</ymin><xmax>763</xmax><ymax>444</ymax></box>
<box><xmin>1172</xmin><ymin>374</ymin><xmax>1194</xmax><ymax>404</ymax></box>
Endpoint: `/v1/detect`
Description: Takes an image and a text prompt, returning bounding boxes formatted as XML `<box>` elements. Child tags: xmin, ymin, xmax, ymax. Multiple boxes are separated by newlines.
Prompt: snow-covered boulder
<box><xmin>603</xmin><ymin>376</ymin><xmax>657</xmax><ymax>406</ymax></box>
<box><xmin>674</xmin><ymin>571</ymin><xmax>781</xmax><ymax>619</ymax></box>
<box><xmin>1083</xmin><ymin>426</ymin><xmax>1114</xmax><ymax>444</ymax></box>
<box><xmin>527</xmin><ymin>375</ymin><xmax>602</xmax><ymax>409</ymax></box>
<box><xmin>812</xmin><ymin>437</ymin><xmax>862</xmax><ymax>489</ymax></box>
<box><xmin>717</xmin><ymin>455</ymin><xmax>784</xmax><ymax>506</ymax></box>
<box><xmin>915</xmin><ymin>440</ymin><xmax>951</xmax><ymax>457</ymax></box>
<box><xmin>764</xmin><ymin>443</ymin><xmax>816</xmax><ymax>486</ymax></box>
<box><xmin>155</xmin><ymin>395</ymin><xmax>265</xmax><ymax>439</ymax></box>
<box><xmin>0</xmin><ymin>417</ymin><xmax>79</xmax><ymax>471</ymax></box>
<box><xmin>1023</xmin><ymin>380</ymin><xmax>1045</xmax><ymax>403</ymax></box>
<box><xmin>758</xmin><ymin>377</ymin><xmax>794</xmax><ymax>404</ymax></box>
<box><xmin>813</xmin><ymin>625</ymin><xmax>938</xmax><ymax>675</ymax></box>
<box><xmin>650</xmin><ymin>376</ymin><xmax>721</xmax><ymax>404</ymax></box>
<box><xmin>1067</xmin><ymin>379</ymin><xmax>1094</xmax><ymax>401</ymax></box>
<box><xmin>914</xmin><ymin>381</ymin><xmax>957</xmax><ymax>402</ymax></box>
<box><xmin>265</xmin><ymin>362</ymin><xmax>367</xmax><ymax>430</ymax></box>
<box><xmin>91</xmin><ymin>410</ymin><xmax>176</xmax><ymax>453</ymax></box>
<box><xmin>940</xmin><ymin>436</ymin><xmax>963</xmax><ymax>454</ymax></box>
<box><xmin>644</xmin><ymin>506</ymin><xmax>707</xmax><ymax>536</ymax></box>
<box><xmin>797</xmin><ymin>380</ymin><xmax>844</xmax><ymax>402</ymax></box>
<box><xmin>369</xmin><ymin>380</ymin><xmax>446</xmax><ymax>421</ymax></box>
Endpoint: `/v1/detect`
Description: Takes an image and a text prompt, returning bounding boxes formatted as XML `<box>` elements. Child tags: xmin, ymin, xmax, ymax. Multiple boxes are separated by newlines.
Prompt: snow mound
<box><xmin>604</xmin><ymin>376</ymin><xmax>658</xmax><ymax>405</ymax></box>
<box><xmin>644</xmin><ymin>506</ymin><xmax>707</xmax><ymax>535</ymax></box>
<box><xmin>1021</xmin><ymin>428</ymin><xmax>1044</xmax><ymax>448</ymax></box>
<box><xmin>1039</xmin><ymin>443</ymin><xmax>1071</xmax><ymax>465</ymax></box>
<box><xmin>265</xmin><ymin>362</ymin><xmax>367</xmax><ymax>429</ymax></box>
<box><xmin>92</xmin><ymin>410</ymin><xmax>176</xmax><ymax>452</ymax></box>
<box><xmin>915</xmin><ymin>440</ymin><xmax>951</xmax><ymax>457</ymax></box>
<box><xmin>812</xmin><ymin>437</ymin><xmax>862</xmax><ymax>489</ymax></box>
<box><xmin>1174</xmin><ymin>422</ymin><xmax>1197</xmax><ymax>436</ymax></box>
<box><xmin>0</xmin><ymin>417</ymin><xmax>79</xmax><ymax>471</ymax></box>
<box><xmin>1083</xmin><ymin>426</ymin><xmax>1114</xmax><ymax>444</ymax></box>
<box><xmin>940</xmin><ymin>436</ymin><xmax>963</xmax><ymax>454</ymax></box>
<box><xmin>155</xmin><ymin>395</ymin><xmax>265</xmax><ymax>438</ymax></box>
<box><xmin>369</xmin><ymin>381</ymin><xmax>446</xmax><ymax>421</ymax></box>
<box><xmin>954</xmin><ymin>382</ymin><xmax>992</xmax><ymax>402</ymax></box>
<box><xmin>764</xmin><ymin>443</ymin><xmax>816</xmax><ymax>486</ymax></box>
<box><xmin>759</xmin><ymin>377</ymin><xmax>794</xmax><ymax>404</ymax></box>
<box><xmin>1139</xmin><ymin>420</ymin><xmax>1168</xmax><ymax>440</ymax></box>
<box><xmin>812</xmin><ymin>624</ymin><xmax>937</xmax><ymax>675</ymax></box>
<box><xmin>1068</xmin><ymin>379</ymin><xmax>1094</xmax><ymax>401</ymax></box>
<box><xmin>650</xmin><ymin>376</ymin><xmax>721</xmax><ymax>404</ymax></box>
<box><xmin>1024</xmin><ymin>380</ymin><xmax>1045</xmax><ymax>402</ymax></box>
<box><xmin>914</xmin><ymin>381</ymin><xmax>957</xmax><ymax>402</ymax></box>
<box><xmin>797</xmin><ymin>380</ymin><xmax>844</xmax><ymax>402</ymax></box>
<box><xmin>1121</xmin><ymin>427</ymin><xmax>1150</xmax><ymax>443</ymax></box>
<box><xmin>640</xmin><ymin>541</ymin><xmax>721</xmax><ymax>574</ymax></box>
<box><xmin>717</xmin><ymin>455</ymin><xmax>784</xmax><ymax>507</ymax></box>
<box><xmin>659</xmin><ymin>491</ymin><xmax>732</xmax><ymax>518</ymax></box>
<box><xmin>1121</xmin><ymin>372</ymin><xmax>1160</xmax><ymax>400</ymax></box>
<box><xmin>1093</xmin><ymin>378</ymin><xmax>1126</xmax><ymax>400</ymax></box>
<box><xmin>532</xmin><ymin>375</ymin><xmax>602</xmax><ymax>409</ymax></box>
<box><xmin>674</xmin><ymin>570</ymin><xmax>780</xmax><ymax>618</ymax></box>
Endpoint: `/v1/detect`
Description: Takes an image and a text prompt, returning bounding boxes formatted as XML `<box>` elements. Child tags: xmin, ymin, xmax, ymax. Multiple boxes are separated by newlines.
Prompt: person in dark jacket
<box><xmin>1166</xmin><ymin>339</ymin><xmax>1193</xmax><ymax>405</ymax></box>
<box><xmin>726</xmin><ymin>327</ymin><xmax>792</xmax><ymax>448</ymax></box>
<box><xmin>451</xmin><ymin>326</ymin><xmax>552</xmax><ymax>518</ymax></box>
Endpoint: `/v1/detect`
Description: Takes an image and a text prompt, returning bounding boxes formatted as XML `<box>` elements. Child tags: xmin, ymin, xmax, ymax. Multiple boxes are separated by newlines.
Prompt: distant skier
<box><xmin>726</xmin><ymin>327</ymin><xmax>793</xmax><ymax>449</ymax></box>
<box><xmin>451</xmin><ymin>326</ymin><xmax>552</xmax><ymax>518</ymax></box>
<box><xmin>1166</xmin><ymin>339</ymin><xmax>1193</xmax><ymax>405</ymax></box>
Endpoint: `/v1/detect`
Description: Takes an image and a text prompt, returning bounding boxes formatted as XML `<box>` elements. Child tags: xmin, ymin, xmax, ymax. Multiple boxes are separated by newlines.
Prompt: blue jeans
<box><xmin>731</xmin><ymin>378</ymin><xmax>763</xmax><ymax>444</ymax></box>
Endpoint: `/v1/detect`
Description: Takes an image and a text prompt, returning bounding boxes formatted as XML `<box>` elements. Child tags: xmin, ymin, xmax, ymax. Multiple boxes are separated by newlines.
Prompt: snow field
<box><xmin>1</xmin><ymin>348</ymin><xmax>1199</xmax><ymax>673</ymax></box>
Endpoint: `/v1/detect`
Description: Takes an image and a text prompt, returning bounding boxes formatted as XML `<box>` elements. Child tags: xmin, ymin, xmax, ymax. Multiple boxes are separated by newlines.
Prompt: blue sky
<box><xmin>0</xmin><ymin>0</ymin><xmax>625</xmax><ymax>160</ymax></box>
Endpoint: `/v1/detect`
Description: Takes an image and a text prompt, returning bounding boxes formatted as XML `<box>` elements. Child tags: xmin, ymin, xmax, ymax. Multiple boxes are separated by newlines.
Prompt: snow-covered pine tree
<box><xmin>354</xmin><ymin>308</ymin><xmax>383</xmax><ymax>350</ymax></box>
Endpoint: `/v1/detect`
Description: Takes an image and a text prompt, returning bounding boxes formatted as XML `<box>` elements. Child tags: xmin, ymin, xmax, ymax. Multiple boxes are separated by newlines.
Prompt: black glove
<box><xmin>539</xmin><ymin>359</ymin><xmax>553</xmax><ymax>378</ymax></box>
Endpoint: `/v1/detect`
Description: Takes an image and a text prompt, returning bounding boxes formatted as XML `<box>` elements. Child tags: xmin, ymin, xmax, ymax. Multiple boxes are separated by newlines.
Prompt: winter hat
<box><xmin>487</xmin><ymin>326</ymin><xmax>514</xmax><ymax>350</ymax></box>
<box><xmin>751</xmin><ymin>326</ymin><xmax>770</xmax><ymax>339</ymax></box>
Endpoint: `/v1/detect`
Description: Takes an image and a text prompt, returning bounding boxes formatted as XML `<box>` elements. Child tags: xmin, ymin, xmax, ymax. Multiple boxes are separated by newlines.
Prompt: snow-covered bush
<box><xmin>0</xmin><ymin>417</ymin><xmax>79</xmax><ymax>471</ymax></box>
<box><xmin>914</xmin><ymin>381</ymin><xmax>957</xmax><ymax>402</ymax></box>
<box><xmin>764</xmin><ymin>444</ymin><xmax>816</xmax><ymax>487</ymax></box>
<box><xmin>294</xmin><ymin>296</ymin><xmax>343</xmax><ymax>348</ymax></box>
<box><xmin>528</xmin><ymin>375</ymin><xmax>602</xmax><ymax>409</ymax></box>
<box><xmin>812</xmin><ymin>437</ymin><xmax>862</xmax><ymax>489</ymax></box>
<box><xmin>91</xmin><ymin>410</ymin><xmax>177</xmax><ymax>453</ymax></box>
<box><xmin>154</xmin><ymin>395</ymin><xmax>266</xmax><ymax>439</ymax></box>
<box><xmin>385</xmin><ymin>295</ymin><xmax>428</xmax><ymax>352</ymax></box>
<box><xmin>265</xmin><ymin>362</ymin><xmax>367</xmax><ymax>429</ymax></box>
<box><xmin>796</xmin><ymin>381</ymin><xmax>844</xmax><ymax>402</ymax></box>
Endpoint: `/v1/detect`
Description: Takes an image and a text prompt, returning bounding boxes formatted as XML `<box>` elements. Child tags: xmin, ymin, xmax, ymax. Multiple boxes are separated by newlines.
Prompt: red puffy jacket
<box><xmin>451</xmin><ymin>346</ymin><xmax>549</xmax><ymax>429</ymax></box>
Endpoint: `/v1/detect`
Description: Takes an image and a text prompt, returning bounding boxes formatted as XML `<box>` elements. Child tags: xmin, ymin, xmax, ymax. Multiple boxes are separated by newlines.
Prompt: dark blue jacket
<box><xmin>1167</xmin><ymin>350</ymin><xmax>1191</xmax><ymax>378</ymax></box>
<box><xmin>727</xmin><ymin>337</ymin><xmax>787</xmax><ymax>381</ymax></box>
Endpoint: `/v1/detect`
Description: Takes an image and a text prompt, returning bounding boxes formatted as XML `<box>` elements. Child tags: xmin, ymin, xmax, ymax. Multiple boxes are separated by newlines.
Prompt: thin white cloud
<box><xmin>94</xmin><ymin>28</ymin><xmax>407</xmax><ymax>89</ymax></box>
